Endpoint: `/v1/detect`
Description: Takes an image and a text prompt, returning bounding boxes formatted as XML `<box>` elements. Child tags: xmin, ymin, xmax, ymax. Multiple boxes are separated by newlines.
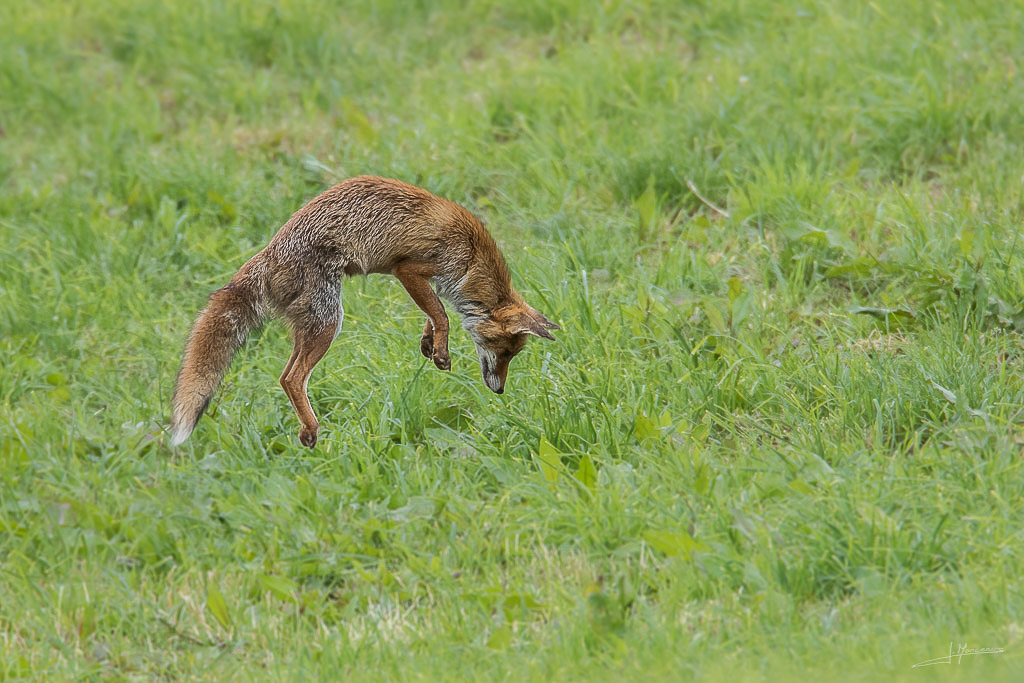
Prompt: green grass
<box><xmin>2</xmin><ymin>0</ymin><xmax>1024</xmax><ymax>679</ymax></box>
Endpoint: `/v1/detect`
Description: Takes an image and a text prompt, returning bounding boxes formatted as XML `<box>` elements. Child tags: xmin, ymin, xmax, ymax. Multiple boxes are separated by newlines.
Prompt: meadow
<box><xmin>2</xmin><ymin>0</ymin><xmax>1023</xmax><ymax>679</ymax></box>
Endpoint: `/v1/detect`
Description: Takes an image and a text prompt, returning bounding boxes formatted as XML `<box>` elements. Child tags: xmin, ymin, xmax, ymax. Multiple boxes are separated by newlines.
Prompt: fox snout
<box><xmin>485</xmin><ymin>373</ymin><xmax>505</xmax><ymax>394</ymax></box>
<box><xmin>475</xmin><ymin>345</ymin><xmax>510</xmax><ymax>394</ymax></box>
<box><xmin>482</xmin><ymin>362</ymin><xmax>507</xmax><ymax>394</ymax></box>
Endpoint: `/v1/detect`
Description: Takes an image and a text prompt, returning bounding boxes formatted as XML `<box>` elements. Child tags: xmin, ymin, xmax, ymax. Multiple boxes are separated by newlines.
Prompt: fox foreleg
<box><xmin>393</xmin><ymin>262</ymin><xmax>450</xmax><ymax>371</ymax></box>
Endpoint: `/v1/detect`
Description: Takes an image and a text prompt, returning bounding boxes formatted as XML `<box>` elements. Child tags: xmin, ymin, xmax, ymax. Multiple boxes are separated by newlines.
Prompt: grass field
<box><xmin>2</xmin><ymin>0</ymin><xmax>1024</xmax><ymax>679</ymax></box>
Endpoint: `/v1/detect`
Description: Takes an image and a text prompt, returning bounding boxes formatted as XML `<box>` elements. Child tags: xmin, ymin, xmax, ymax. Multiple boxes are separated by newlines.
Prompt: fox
<box><xmin>170</xmin><ymin>175</ymin><xmax>558</xmax><ymax>448</ymax></box>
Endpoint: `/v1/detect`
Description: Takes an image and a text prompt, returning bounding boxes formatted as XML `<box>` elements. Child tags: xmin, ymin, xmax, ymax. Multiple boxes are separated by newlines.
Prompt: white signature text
<box><xmin>912</xmin><ymin>642</ymin><xmax>1005</xmax><ymax>668</ymax></box>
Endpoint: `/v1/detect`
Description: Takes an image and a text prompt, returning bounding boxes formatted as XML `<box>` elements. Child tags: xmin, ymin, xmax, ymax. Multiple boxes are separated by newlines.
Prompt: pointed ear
<box><xmin>512</xmin><ymin>312</ymin><xmax>556</xmax><ymax>340</ymax></box>
<box><xmin>533</xmin><ymin>310</ymin><xmax>560</xmax><ymax>330</ymax></box>
<box><xmin>521</xmin><ymin>304</ymin><xmax>559</xmax><ymax>331</ymax></box>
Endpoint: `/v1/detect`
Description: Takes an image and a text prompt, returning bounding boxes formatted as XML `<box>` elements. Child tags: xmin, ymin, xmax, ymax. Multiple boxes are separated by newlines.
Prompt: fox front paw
<box><xmin>432</xmin><ymin>349</ymin><xmax>451</xmax><ymax>371</ymax></box>
<box><xmin>421</xmin><ymin>332</ymin><xmax>450</xmax><ymax>370</ymax></box>
<box><xmin>299</xmin><ymin>426</ymin><xmax>319</xmax><ymax>449</ymax></box>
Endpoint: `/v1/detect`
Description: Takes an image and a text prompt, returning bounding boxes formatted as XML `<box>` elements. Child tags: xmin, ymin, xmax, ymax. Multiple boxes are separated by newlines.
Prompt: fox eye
<box><xmin>499</xmin><ymin>348</ymin><xmax>520</xmax><ymax>362</ymax></box>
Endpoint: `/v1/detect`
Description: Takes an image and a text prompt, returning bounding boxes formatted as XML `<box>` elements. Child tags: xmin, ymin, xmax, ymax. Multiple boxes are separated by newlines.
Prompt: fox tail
<box><xmin>169</xmin><ymin>270</ymin><xmax>267</xmax><ymax>446</ymax></box>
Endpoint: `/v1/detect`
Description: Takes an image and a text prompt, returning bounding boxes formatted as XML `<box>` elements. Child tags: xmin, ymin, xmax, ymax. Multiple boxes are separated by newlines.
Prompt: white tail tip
<box><xmin>169</xmin><ymin>423</ymin><xmax>191</xmax><ymax>446</ymax></box>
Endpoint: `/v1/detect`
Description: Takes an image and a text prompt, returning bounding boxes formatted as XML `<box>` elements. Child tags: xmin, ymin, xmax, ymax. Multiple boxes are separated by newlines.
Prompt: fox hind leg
<box><xmin>280</xmin><ymin>289</ymin><xmax>342</xmax><ymax>448</ymax></box>
<box><xmin>279</xmin><ymin>346</ymin><xmax>299</xmax><ymax>388</ymax></box>
<box><xmin>281</xmin><ymin>325</ymin><xmax>337</xmax><ymax>448</ymax></box>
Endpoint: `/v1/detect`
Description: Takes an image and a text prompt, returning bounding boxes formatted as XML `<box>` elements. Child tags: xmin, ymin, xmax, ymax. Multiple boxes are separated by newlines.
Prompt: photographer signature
<box><xmin>912</xmin><ymin>642</ymin><xmax>1005</xmax><ymax>668</ymax></box>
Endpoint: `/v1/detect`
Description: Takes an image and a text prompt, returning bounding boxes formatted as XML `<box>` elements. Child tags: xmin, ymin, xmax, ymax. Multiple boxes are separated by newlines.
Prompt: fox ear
<box><xmin>513</xmin><ymin>310</ymin><xmax>557</xmax><ymax>340</ymax></box>
<box><xmin>533</xmin><ymin>310</ymin><xmax>560</xmax><ymax>330</ymax></box>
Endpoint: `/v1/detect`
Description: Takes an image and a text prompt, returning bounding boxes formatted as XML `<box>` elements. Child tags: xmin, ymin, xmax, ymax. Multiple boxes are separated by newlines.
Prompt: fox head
<box><xmin>467</xmin><ymin>302</ymin><xmax>559</xmax><ymax>393</ymax></box>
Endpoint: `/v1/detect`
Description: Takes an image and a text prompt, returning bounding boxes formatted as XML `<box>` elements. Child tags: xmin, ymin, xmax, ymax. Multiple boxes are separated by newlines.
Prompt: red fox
<box><xmin>170</xmin><ymin>175</ymin><xmax>558</xmax><ymax>448</ymax></box>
